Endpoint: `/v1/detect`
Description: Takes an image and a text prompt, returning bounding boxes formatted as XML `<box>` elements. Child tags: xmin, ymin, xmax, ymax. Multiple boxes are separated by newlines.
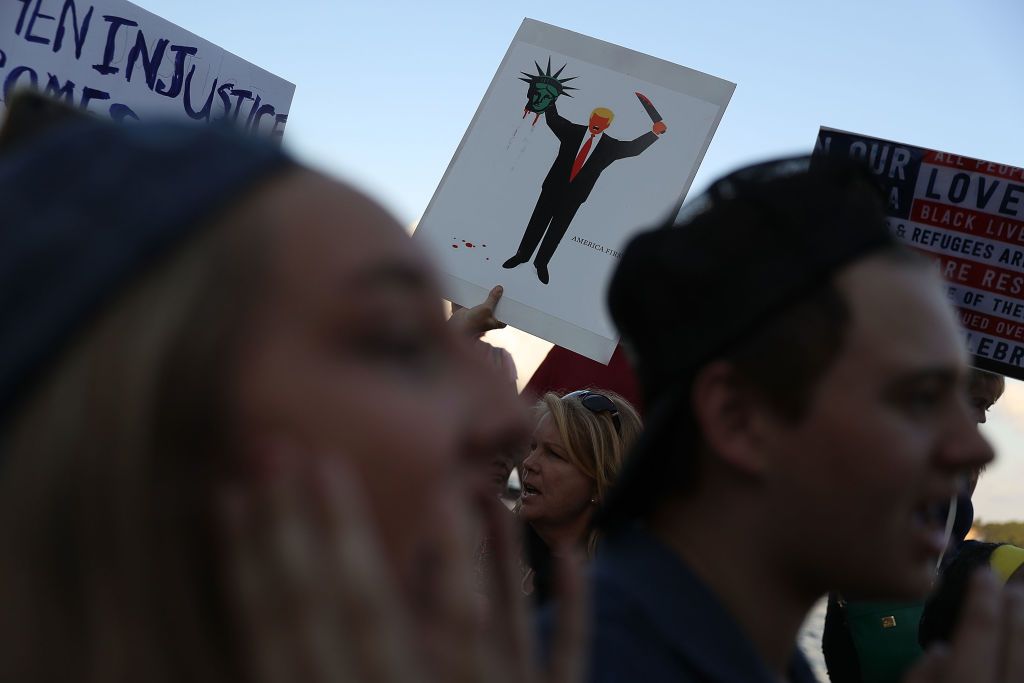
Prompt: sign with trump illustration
<box><xmin>414</xmin><ymin>19</ymin><xmax>734</xmax><ymax>363</ymax></box>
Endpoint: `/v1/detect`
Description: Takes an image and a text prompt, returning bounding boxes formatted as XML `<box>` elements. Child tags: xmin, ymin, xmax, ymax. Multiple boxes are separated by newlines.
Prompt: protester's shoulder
<box><xmin>535</xmin><ymin>563</ymin><xmax>688</xmax><ymax>682</ymax></box>
<box><xmin>587</xmin><ymin>565</ymin><xmax>702</xmax><ymax>682</ymax></box>
<box><xmin>590</xmin><ymin>561</ymin><xmax>645</xmax><ymax>627</ymax></box>
<box><xmin>536</xmin><ymin>570</ymin><xmax>650</xmax><ymax>643</ymax></box>
<box><xmin>587</xmin><ymin>529</ymin><xmax>672</xmax><ymax>625</ymax></box>
<box><xmin>588</xmin><ymin>604</ymin><xmax>701</xmax><ymax>683</ymax></box>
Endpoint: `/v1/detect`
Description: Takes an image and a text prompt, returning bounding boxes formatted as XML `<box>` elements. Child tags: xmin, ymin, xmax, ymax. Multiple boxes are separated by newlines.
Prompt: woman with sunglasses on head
<box><xmin>519</xmin><ymin>390</ymin><xmax>641</xmax><ymax>599</ymax></box>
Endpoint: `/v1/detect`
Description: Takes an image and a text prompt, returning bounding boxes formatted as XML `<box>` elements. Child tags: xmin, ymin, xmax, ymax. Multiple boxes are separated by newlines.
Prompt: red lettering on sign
<box><xmin>924</xmin><ymin>153</ymin><xmax>1024</xmax><ymax>181</ymax></box>
<box><xmin>916</xmin><ymin>250</ymin><xmax>1024</xmax><ymax>295</ymax></box>
<box><xmin>957</xmin><ymin>307</ymin><xmax>1024</xmax><ymax>343</ymax></box>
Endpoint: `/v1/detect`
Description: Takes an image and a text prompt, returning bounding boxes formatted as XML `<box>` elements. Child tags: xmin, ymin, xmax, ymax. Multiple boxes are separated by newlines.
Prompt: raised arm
<box><xmin>612</xmin><ymin>131</ymin><xmax>660</xmax><ymax>160</ymax></box>
<box><xmin>543</xmin><ymin>102</ymin><xmax>575</xmax><ymax>142</ymax></box>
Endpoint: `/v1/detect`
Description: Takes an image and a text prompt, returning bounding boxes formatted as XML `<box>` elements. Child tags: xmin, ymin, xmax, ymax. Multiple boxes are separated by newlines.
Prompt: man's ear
<box><xmin>691</xmin><ymin>360</ymin><xmax>771</xmax><ymax>477</ymax></box>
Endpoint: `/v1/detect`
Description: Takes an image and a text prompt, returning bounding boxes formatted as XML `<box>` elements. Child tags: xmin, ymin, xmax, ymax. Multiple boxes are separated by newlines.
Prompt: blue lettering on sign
<box><xmin>54</xmin><ymin>0</ymin><xmax>93</xmax><ymax>59</ymax></box>
<box><xmin>109</xmin><ymin>103</ymin><xmax>138</xmax><ymax>121</ymax></box>
<box><xmin>948</xmin><ymin>174</ymin><xmax>971</xmax><ymax>204</ymax></box>
<box><xmin>272</xmin><ymin>113</ymin><xmax>288</xmax><ymax>137</ymax></box>
<box><xmin>1002</xmin><ymin>186</ymin><xmax>1024</xmax><ymax>217</ymax></box>
<box><xmin>44</xmin><ymin>72</ymin><xmax>75</xmax><ymax>101</ymax></box>
<box><xmin>925</xmin><ymin>168</ymin><xmax>941</xmax><ymax>199</ymax></box>
<box><xmin>14</xmin><ymin>0</ymin><xmax>33</xmax><ymax>35</ymax></box>
<box><xmin>93</xmin><ymin>15</ymin><xmax>139</xmax><ymax>76</ymax></box>
<box><xmin>253</xmin><ymin>103</ymin><xmax>277</xmax><ymax>131</ymax></box>
<box><xmin>229</xmin><ymin>88</ymin><xmax>253</xmax><ymax>121</ymax></box>
<box><xmin>216</xmin><ymin>81</ymin><xmax>235</xmax><ymax>120</ymax></box>
<box><xmin>156</xmin><ymin>45</ymin><xmax>198</xmax><ymax>98</ymax></box>
<box><xmin>126</xmin><ymin>30</ymin><xmax>169</xmax><ymax>90</ymax></box>
<box><xmin>3</xmin><ymin>6</ymin><xmax>289</xmax><ymax>133</ymax></box>
<box><xmin>15</xmin><ymin>0</ymin><xmax>56</xmax><ymax>45</ymax></box>
<box><xmin>80</xmin><ymin>85</ymin><xmax>109</xmax><ymax>110</ymax></box>
<box><xmin>3</xmin><ymin>66</ymin><xmax>39</xmax><ymax>100</ymax></box>
<box><xmin>183</xmin><ymin>65</ymin><xmax>217</xmax><ymax>121</ymax></box>
<box><xmin>244</xmin><ymin>93</ymin><xmax>262</xmax><ymax>130</ymax></box>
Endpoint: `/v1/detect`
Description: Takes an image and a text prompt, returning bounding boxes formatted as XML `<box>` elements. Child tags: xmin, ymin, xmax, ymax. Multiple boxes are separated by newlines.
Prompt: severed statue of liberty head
<box><xmin>519</xmin><ymin>57</ymin><xmax>577</xmax><ymax>114</ymax></box>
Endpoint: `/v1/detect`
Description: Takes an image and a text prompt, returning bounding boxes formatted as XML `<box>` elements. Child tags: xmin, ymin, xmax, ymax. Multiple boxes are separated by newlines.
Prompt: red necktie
<box><xmin>570</xmin><ymin>134</ymin><xmax>595</xmax><ymax>182</ymax></box>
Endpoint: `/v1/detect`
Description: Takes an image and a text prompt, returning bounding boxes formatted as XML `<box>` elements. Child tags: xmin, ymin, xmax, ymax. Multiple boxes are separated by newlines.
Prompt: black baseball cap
<box><xmin>598</xmin><ymin>155</ymin><xmax>897</xmax><ymax>527</ymax></box>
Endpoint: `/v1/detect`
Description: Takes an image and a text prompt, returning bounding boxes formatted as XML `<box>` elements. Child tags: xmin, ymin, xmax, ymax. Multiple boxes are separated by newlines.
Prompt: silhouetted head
<box><xmin>603</xmin><ymin>156</ymin><xmax>995</xmax><ymax>601</ymax></box>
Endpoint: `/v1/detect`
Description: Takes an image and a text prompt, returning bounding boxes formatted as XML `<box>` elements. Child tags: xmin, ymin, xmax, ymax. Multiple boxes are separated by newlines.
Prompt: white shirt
<box><xmin>575</xmin><ymin>131</ymin><xmax>603</xmax><ymax>168</ymax></box>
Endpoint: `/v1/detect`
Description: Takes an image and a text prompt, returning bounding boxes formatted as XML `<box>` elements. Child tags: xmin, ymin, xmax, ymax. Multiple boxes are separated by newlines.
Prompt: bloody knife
<box><xmin>635</xmin><ymin>92</ymin><xmax>664</xmax><ymax>128</ymax></box>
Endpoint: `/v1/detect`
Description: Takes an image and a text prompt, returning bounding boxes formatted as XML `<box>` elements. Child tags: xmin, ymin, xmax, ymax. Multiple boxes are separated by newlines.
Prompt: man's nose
<box><xmin>939</xmin><ymin>403</ymin><xmax>995</xmax><ymax>474</ymax></box>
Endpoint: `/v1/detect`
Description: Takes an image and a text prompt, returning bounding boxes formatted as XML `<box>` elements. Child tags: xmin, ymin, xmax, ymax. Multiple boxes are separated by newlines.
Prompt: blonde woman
<box><xmin>519</xmin><ymin>390</ymin><xmax>641</xmax><ymax>598</ymax></box>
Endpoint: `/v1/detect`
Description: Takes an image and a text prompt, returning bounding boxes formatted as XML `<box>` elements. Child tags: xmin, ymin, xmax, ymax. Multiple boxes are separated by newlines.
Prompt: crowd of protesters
<box><xmin>0</xmin><ymin>90</ymin><xmax>1022</xmax><ymax>683</ymax></box>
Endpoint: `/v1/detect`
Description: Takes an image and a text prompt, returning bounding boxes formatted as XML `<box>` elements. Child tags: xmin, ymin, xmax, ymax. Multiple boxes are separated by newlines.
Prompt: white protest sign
<box><xmin>0</xmin><ymin>0</ymin><xmax>295</xmax><ymax>135</ymax></box>
<box><xmin>414</xmin><ymin>19</ymin><xmax>734</xmax><ymax>363</ymax></box>
<box><xmin>815</xmin><ymin>128</ymin><xmax>1024</xmax><ymax>381</ymax></box>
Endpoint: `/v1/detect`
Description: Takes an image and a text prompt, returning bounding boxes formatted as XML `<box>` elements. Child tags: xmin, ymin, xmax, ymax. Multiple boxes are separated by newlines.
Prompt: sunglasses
<box><xmin>563</xmin><ymin>390</ymin><xmax>621</xmax><ymax>434</ymax></box>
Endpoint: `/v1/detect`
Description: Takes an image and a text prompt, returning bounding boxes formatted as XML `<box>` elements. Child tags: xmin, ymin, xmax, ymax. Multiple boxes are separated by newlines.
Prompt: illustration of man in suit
<box><xmin>503</xmin><ymin>103</ymin><xmax>667</xmax><ymax>284</ymax></box>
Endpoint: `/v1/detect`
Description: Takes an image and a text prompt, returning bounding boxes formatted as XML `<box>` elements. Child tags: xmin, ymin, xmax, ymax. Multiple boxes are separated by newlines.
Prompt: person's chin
<box><xmin>519</xmin><ymin>498</ymin><xmax>542</xmax><ymax>520</ymax></box>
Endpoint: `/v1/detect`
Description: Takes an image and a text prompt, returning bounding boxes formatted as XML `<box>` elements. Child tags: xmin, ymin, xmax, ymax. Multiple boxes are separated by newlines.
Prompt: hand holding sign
<box><xmin>450</xmin><ymin>285</ymin><xmax>508</xmax><ymax>337</ymax></box>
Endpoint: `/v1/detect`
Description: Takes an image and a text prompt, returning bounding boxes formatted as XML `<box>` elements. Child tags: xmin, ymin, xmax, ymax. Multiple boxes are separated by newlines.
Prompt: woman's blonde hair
<box><xmin>534</xmin><ymin>389</ymin><xmax>641</xmax><ymax>553</ymax></box>
<box><xmin>0</xmin><ymin>178</ymin><xmax>275</xmax><ymax>683</ymax></box>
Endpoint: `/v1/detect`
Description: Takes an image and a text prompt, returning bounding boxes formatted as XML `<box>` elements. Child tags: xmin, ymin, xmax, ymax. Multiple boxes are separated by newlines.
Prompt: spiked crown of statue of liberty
<box><xmin>519</xmin><ymin>58</ymin><xmax>578</xmax><ymax>126</ymax></box>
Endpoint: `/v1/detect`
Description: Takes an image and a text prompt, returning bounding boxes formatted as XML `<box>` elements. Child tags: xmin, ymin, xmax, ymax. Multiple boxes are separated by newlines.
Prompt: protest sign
<box><xmin>815</xmin><ymin>127</ymin><xmax>1024</xmax><ymax>380</ymax></box>
<box><xmin>414</xmin><ymin>19</ymin><xmax>734</xmax><ymax>363</ymax></box>
<box><xmin>0</xmin><ymin>0</ymin><xmax>294</xmax><ymax>135</ymax></box>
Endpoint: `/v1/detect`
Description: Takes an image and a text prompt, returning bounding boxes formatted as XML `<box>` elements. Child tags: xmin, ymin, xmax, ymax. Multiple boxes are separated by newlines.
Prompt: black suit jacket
<box><xmin>541</xmin><ymin>102</ymin><xmax>658</xmax><ymax>206</ymax></box>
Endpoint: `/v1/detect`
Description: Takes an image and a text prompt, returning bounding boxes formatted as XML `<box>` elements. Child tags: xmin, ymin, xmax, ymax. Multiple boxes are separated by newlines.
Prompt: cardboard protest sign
<box><xmin>0</xmin><ymin>0</ymin><xmax>294</xmax><ymax>135</ymax></box>
<box><xmin>414</xmin><ymin>19</ymin><xmax>734</xmax><ymax>363</ymax></box>
<box><xmin>815</xmin><ymin>127</ymin><xmax>1024</xmax><ymax>380</ymax></box>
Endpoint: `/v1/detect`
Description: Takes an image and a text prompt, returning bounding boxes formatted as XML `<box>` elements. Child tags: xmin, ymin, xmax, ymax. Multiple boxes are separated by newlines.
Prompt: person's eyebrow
<box><xmin>344</xmin><ymin>262</ymin><xmax>429</xmax><ymax>293</ymax></box>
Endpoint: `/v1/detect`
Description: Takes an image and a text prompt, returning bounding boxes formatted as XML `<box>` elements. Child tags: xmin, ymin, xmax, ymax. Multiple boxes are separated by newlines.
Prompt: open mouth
<box><xmin>522</xmin><ymin>482</ymin><xmax>542</xmax><ymax>497</ymax></box>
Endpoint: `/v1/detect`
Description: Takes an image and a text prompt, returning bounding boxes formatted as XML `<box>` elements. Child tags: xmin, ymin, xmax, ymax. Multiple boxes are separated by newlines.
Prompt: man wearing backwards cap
<box><xmin>545</xmin><ymin>157</ymin><xmax>1023</xmax><ymax>682</ymax></box>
